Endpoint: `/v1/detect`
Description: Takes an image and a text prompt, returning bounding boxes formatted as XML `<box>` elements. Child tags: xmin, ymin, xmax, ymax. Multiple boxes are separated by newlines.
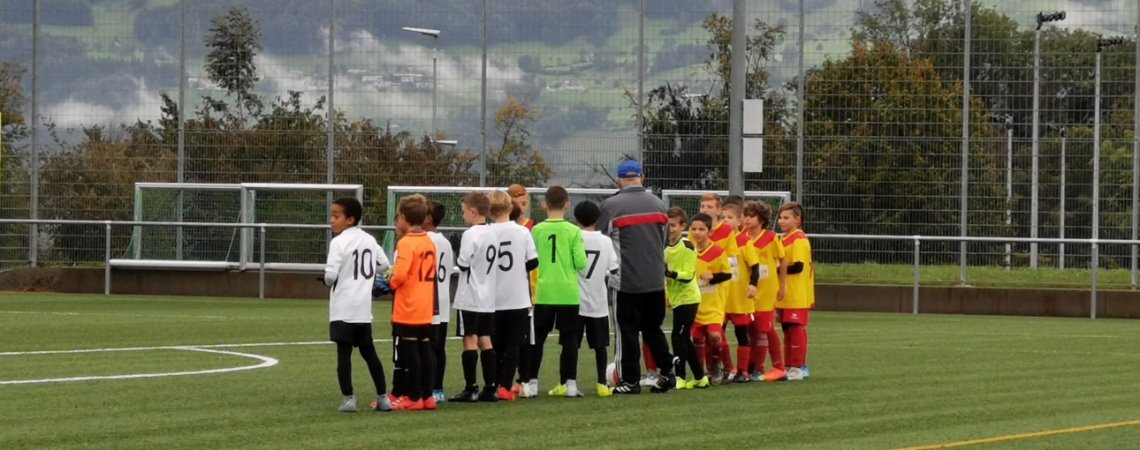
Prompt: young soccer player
<box><xmin>324</xmin><ymin>197</ymin><xmax>392</xmax><ymax>413</ymax></box>
<box><xmin>423</xmin><ymin>200</ymin><xmax>455</xmax><ymax>402</ymax></box>
<box><xmin>741</xmin><ymin>202</ymin><xmax>789</xmax><ymax>382</ymax></box>
<box><xmin>489</xmin><ymin>191</ymin><xmax>539</xmax><ymax>401</ymax></box>
<box><xmin>508</xmin><ymin>184</ymin><xmax>536</xmax><ymax>231</ymax></box>
<box><xmin>777</xmin><ymin>202</ymin><xmax>814</xmax><ymax>381</ymax></box>
<box><xmin>530</xmin><ymin>186</ymin><xmax>589</xmax><ymax>398</ymax></box>
<box><xmin>450</xmin><ymin>192</ymin><xmax>500</xmax><ymax>403</ymax></box>
<box><xmin>720</xmin><ymin>203</ymin><xmax>755</xmax><ymax>383</ymax></box>
<box><xmin>687</xmin><ymin>213</ymin><xmax>733</xmax><ymax>383</ymax></box>
<box><xmin>574</xmin><ymin>200</ymin><xmax>619</xmax><ymax>397</ymax></box>
<box><xmin>509</xmin><ymin>184</ymin><xmax>539</xmax><ymax>395</ymax></box>
<box><xmin>698</xmin><ymin>193</ymin><xmax>740</xmax><ymax>382</ymax></box>
<box><xmin>387</xmin><ymin>194</ymin><xmax>439</xmax><ymax>411</ymax></box>
<box><xmin>664</xmin><ymin>207</ymin><xmax>708</xmax><ymax>389</ymax></box>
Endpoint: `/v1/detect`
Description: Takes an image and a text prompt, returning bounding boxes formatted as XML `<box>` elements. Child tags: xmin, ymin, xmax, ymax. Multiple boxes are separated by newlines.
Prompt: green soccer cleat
<box><xmin>547</xmin><ymin>384</ymin><xmax>568</xmax><ymax>397</ymax></box>
<box><xmin>596</xmin><ymin>383</ymin><xmax>613</xmax><ymax>397</ymax></box>
<box><xmin>676</xmin><ymin>377</ymin><xmax>688</xmax><ymax>390</ymax></box>
<box><xmin>688</xmin><ymin>376</ymin><xmax>711</xmax><ymax>389</ymax></box>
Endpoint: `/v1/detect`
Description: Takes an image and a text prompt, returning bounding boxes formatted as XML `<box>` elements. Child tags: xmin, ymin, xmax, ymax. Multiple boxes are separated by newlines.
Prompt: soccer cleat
<box><xmin>688</xmin><ymin>376</ymin><xmax>711</xmax><ymax>389</ymax></box>
<box><xmin>373</xmin><ymin>394</ymin><xmax>393</xmax><ymax>412</ymax></box>
<box><xmin>404</xmin><ymin>398</ymin><xmax>425</xmax><ymax>411</ymax></box>
<box><xmin>786</xmin><ymin>367</ymin><xmax>804</xmax><ymax>381</ymax></box>
<box><xmin>547</xmin><ymin>384</ymin><xmax>568</xmax><ymax>397</ymax></box>
<box><xmin>390</xmin><ymin>395</ymin><xmax>412</xmax><ymax>411</ymax></box>
<box><xmin>650</xmin><ymin>373</ymin><xmax>675</xmax><ymax>393</ymax></box>
<box><xmin>719</xmin><ymin>372</ymin><xmax>736</xmax><ymax>386</ymax></box>
<box><xmin>565</xmin><ymin>380</ymin><xmax>584</xmax><ymax>398</ymax></box>
<box><xmin>511</xmin><ymin>382</ymin><xmax>522</xmax><ymax>395</ymax></box>
<box><xmin>675</xmin><ymin>377</ymin><xmax>688</xmax><ymax>390</ymax></box>
<box><xmin>478</xmin><ymin>387</ymin><xmax>499</xmax><ymax>402</ymax></box>
<box><xmin>449</xmin><ymin>386</ymin><xmax>480</xmax><ymax>403</ymax></box>
<box><xmin>800</xmin><ymin>365</ymin><xmax>810</xmax><ymax>379</ymax></box>
<box><xmin>520</xmin><ymin>379</ymin><xmax>539</xmax><ymax>398</ymax></box>
<box><xmin>612</xmin><ymin>382</ymin><xmax>641</xmax><ymax>395</ymax></box>
<box><xmin>761</xmin><ymin>368</ymin><xmax>788</xmax><ymax>382</ymax></box>
<box><xmin>423</xmin><ymin>396</ymin><xmax>438</xmax><ymax>410</ymax></box>
<box><xmin>596</xmin><ymin>383</ymin><xmax>613</xmax><ymax>397</ymax></box>
<box><xmin>733</xmin><ymin>373</ymin><xmax>752</xmax><ymax>383</ymax></box>
<box><xmin>496</xmin><ymin>386</ymin><xmax>516</xmax><ymax>401</ymax></box>
<box><xmin>432</xmin><ymin>389</ymin><xmax>446</xmax><ymax>403</ymax></box>
<box><xmin>639</xmin><ymin>371</ymin><xmax>660</xmax><ymax>387</ymax></box>
<box><xmin>709</xmin><ymin>365</ymin><xmax>723</xmax><ymax>384</ymax></box>
<box><xmin>338</xmin><ymin>395</ymin><xmax>357</xmax><ymax>413</ymax></box>
<box><xmin>750</xmin><ymin>370</ymin><xmax>764</xmax><ymax>382</ymax></box>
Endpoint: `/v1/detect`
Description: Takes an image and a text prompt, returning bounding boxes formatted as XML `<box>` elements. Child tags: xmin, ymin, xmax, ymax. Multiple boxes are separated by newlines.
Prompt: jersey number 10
<box><xmin>351</xmin><ymin>249</ymin><xmax>374</xmax><ymax>280</ymax></box>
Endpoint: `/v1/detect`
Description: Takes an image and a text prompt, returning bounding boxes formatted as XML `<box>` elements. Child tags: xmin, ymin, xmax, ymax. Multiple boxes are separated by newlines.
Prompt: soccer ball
<box><xmin>605</xmin><ymin>362</ymin><xmax>620</xmax><ymax>387</ymax></box>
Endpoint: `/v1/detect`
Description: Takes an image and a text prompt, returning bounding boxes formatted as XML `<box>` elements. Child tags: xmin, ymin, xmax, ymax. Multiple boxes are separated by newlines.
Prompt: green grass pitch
<box><xmin>1</xmin><ymin>293</ymin><xmax>1139</xmax><ymax>449</ymax></box>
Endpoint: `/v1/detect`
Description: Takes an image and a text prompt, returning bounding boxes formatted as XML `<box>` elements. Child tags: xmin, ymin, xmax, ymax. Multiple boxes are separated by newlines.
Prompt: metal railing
<box><xmin>2</xmin><ymin>218</ymin><xmax>1138</xmax><ymax>319</ymax></box>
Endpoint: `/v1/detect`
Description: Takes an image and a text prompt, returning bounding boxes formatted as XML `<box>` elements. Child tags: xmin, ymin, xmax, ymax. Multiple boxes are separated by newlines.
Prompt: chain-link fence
<box><xmin>0</xmin><ymin>0</ymin><xmax>1137</xmax><ymax>283</ymax></box>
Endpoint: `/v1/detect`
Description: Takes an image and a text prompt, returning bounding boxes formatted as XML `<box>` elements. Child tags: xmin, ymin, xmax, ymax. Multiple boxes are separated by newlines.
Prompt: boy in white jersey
<box><xmin>424</xmin><ymin>200</ymin><xmax>455</xmax><ymax>403</ymax></box>
<box><xmin>449</xmin><ymin>192</ymin><xmax>500</xmax><ymax>403</ymax></box>
<box><xmin>487</xmin><ymin>191</ymin><xmax>539</xmax><ymax>401</ymax></box>
<box><xmin>574</xmin><ymin>200</ymin><xmax>619</xmax><ymax>397</ymax></box>
<box><xmin>323</xmin><ymin>197</ymin><xmax>392</xmax><ymax>413</ymax></box>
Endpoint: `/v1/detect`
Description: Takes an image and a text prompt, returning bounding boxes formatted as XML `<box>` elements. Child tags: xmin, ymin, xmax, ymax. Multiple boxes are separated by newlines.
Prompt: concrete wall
<box><xmin>3</xmin><ymin>268</ymin><xmax>1139</xmax><ymax>319</ymax></box>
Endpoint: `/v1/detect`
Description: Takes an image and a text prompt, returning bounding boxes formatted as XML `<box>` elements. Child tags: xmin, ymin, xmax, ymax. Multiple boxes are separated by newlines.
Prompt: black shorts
<box><xmin>329</xmin><ymin>321</ymin><xmax>373</xmax><ymax>347</ymax></box>
<box><xmin>581</xmin><ymin>315</ymin><xmax>610</xmax><ymax>349</ymax></box>
<box><xmin>534</xmin><ymin>304</ymin><xmax>584</xmax><ymax>346</ymax></box>
<box><xmin>392</xmin><ymin>323</ymin><xmax>433</xmax><ymax>340</ymax></box>
<box><xmin>493</xmin><ymin>308</ymin><xmax>530</xmax><ymax>347</ymax></box>
<box><xmin>457</xmin><ymin>310</ymin><xmax>494</xmax><ymax>337</ymax></box>
<box><xmin>433</xmin><ymin>322</ymin><xmax>449</xmax><ymax>344</ymax></box>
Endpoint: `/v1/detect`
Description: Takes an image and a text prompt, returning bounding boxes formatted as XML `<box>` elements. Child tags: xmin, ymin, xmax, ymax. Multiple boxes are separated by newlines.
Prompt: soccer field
<box><xmin>1</xmin><ymin>294</ymin><xmax>1138</xmax><ymax>449</ymax></box>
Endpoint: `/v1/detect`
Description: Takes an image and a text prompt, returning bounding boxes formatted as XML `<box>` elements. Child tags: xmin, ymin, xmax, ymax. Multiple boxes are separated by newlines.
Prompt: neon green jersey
<box><xmin>665</xmin><ymin>237</ymin><xmax>701</xmax><ymax>308</ymax></box>
<box><xmin>533</xmin><ymin>219</ymin><xmax>587</xmax><ymax>305</ymax></box>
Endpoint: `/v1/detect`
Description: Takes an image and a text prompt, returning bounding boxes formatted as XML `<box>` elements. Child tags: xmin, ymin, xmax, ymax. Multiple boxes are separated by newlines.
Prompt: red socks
<box><xmin>784</xmin><ymin>325</ymin><xmax>807</xmax><ymax>368</ymax></box>
<box><xmin>767</xmin><ymin>328</ymin><xmax>785</xmax><ymax>371</ymax></box>
<box><xmin>718</xmin><ymin>340</ymin><xmax>736</xmax><ymax>374</ymax></box>
<box><xmin>642</xmin><ymin>343</ymin><xmax>657</xmax><ymax>372</ymax></box>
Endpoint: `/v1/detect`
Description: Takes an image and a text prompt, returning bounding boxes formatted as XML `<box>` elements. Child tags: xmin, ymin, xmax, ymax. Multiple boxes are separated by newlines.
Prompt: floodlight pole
<box><xmin>402</xmin><ymin>27</ymin><xmax>441</xmax><ymax>135</ymax></box>
<box><xmin>1030</xmin><ymin>11</ymin><xmax>1065</xmax><ymax>269</ymax></box>
<box><xmin>728</xmin><ymin>0</ymin><xmax>746</xmax><ymax>196</ymax></box>
<box><xmin>1093</xmin><ymin>37</ymin><xmax>1125</xmax><ymax>313</ymax></box>
<box><xmin>480</xmin><ymin>0</ymin><xmax>487</xmax><ymax>186</ymax></box>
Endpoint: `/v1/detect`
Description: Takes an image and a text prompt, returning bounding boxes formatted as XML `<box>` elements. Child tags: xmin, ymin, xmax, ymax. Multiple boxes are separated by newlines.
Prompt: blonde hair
<box><xmin>489</xmin><ymin>191</ymin><xmax>514</xmax><ymax>218</ymax></box>
<box><xmin>699</xmin><ymin>192</ymin><xmax>723</xmax><ymax>207</ymax></box>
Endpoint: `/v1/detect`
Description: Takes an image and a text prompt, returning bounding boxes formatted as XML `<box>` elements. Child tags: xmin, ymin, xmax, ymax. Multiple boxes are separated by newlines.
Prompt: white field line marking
<box><xmin>0</xmin><ymin>347</ymin><xmax>278</xmax><ymax>386</ymax></box>
<box><xmin>0</xmin><ymin>310</ymin><xmax>233</xmax><ymax>320</ymax></box>
<box><xmin>0</xmin><ymin>336</ymin><xmax>466</xmax><ymax>357</ymax></box>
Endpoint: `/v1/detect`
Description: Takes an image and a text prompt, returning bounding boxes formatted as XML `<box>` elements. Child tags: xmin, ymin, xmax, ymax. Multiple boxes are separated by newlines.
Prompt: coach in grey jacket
<box><xmin>597</xmin><ymin>159</ymin><xmax>675</xmax><ymax>394</ymax></box>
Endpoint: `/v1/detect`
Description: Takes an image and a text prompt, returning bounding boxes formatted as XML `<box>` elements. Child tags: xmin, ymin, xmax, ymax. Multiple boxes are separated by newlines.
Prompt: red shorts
<box><xmin>725</xmin><ymin>313</ymin><xmax>754</xmax><ymax>327</ymax></box>
<box><xmin>752</xmin><ymin>310</ymin><xmax>776</xmax><ymax>333</ymax></box>
<box><xmin>690</xmin><ymin>323</ymin><xmax>724</xmax><ymax>341</ymax></box>
<box><xmin>777</xmin><ymin>308</ymin><xmax>810</xmax><ymax>326</ymax></box>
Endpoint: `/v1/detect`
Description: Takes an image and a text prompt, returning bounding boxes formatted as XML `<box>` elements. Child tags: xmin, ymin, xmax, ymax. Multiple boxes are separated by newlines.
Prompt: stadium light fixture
<box><xmin>432</xmin><ymin>139</ymin><xmax>458</xmax><ymax>147</ymax></box>
<box><xmin>1035</xmin><ymin>11</ymin><xmax>1065</xmax><ymax>30</ymax></box>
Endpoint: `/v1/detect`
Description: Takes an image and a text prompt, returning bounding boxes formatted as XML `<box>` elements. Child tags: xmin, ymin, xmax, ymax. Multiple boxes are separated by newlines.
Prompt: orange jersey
<box><xmin>389</xmin><ymin>231</ymin><xmax>438</xmax><ymax>325</ymax></box>
<box><xmin>776</xmin><ymin>229</ymin><xmax>814</xmax><ymax>310</ymax></box>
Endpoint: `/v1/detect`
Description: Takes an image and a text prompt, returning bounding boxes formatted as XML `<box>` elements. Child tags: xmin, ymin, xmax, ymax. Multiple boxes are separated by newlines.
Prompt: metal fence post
<box><xmin>795</xmin><ymin>0</ymin><xmax>805</xmax><ymax>203</ymax></box>
<box><xmin>913</xmin><ymin>236</ymin><xmax>920</xmax><ymax>315</ymax></box>
<box><xmin>959</xmin><ymin>0</ymin><xmax>971</xmax><ymax>286</ymax></box>
<box><xmin>1090</xmin><ymin>241</ymin><xmax>1098</xmax><ymax>320</ymax></box>
<box><xmin>104</xmin><ymin>221</ymin><xmax>112</xmax><ymax>295</ymax></box>
<box><xmin>259</xmin><ymin>225</ymin><xmax>266</xmax><ymax>300</ymax></box>
<box><xmin>29</xmin><ymin>0</ymin><xmax>40</xmax><ymax>268</ymax></box>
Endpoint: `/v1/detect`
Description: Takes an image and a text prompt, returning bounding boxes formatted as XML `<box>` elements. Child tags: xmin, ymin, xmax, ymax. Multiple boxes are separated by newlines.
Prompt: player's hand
<box><xmin>777</xmin><ymin>287</ymin><xmax>785</xmax><ymax>301</ymax></box>
<box><xmin>747</xmin><ymin>285</ymin><xmax>757</xmax><ymax>299</ymax></box>
<box><xmin>699</xmin><ymin>273</ymin><xmax>713</xmax><ymax>281</ymax></box>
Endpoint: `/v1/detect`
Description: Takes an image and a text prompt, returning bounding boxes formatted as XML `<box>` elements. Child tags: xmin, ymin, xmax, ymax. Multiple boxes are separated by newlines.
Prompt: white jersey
<box><xmin>489</xmin><ymin>221</ymin><xmax>538</xmax><ymax>311</ymax></box>
<box><xmin>429</xmin><ymin>231</ymin><xmax>455</xmax><ymax>324</ymax></box>
<box><xmin>324</xmin><ymin>227</ymin><xmax>390</xmax><ymax>323</ymax></box>
<box><xmin>579</xmin><ymin>230</ymin><xmax>619</xmax><ymax>318</ymax></box>
<box><xmin>453</xmin><ymin>225</ymin><xmax>498</xmax><ymax>313</ymax></box>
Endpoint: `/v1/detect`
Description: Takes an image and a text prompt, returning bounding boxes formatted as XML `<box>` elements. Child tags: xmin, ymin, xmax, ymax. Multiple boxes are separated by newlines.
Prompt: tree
<box><xmin>638</xmin><ymin>13</ymin><xmax>786</xmax><ymax>190</ymax></box>
<box><xmin>486</xmin><ymin>96</ymin><xmax>553</xmax><ymax>187</ymax></box>
<box><xmin>203</xmin><ymin>6</ymin><xmax>263</xmax><ymax>122</ymax></box>
<box><xmin>0</xmin><ymin>62</ymin><xmax>25</xmax><ymax>127</ymax></box>
<box><xmin>800</xmin><ymin>40</ymin><xmax>1005</xmax><ymax>261</ymax></box>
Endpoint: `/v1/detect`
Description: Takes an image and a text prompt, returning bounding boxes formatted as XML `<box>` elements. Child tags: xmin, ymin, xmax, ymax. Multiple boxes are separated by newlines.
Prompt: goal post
<box><xmin>119</xmin><ymin>182</ymin><xmax>363</xmax><ymax>271</ymax></box>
